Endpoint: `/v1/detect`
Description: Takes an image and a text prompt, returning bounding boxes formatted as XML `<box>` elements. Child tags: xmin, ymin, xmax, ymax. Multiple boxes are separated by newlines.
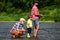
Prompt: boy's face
<box><xmin>20</xmin><ymin>20</ymin><xmax>25</xmax><ymax>24</ymax></box>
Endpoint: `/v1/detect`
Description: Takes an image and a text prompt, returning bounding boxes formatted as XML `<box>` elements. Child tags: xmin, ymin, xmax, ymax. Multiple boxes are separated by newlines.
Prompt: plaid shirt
<box><xmin>10</xmin><ymin>22</ymin><xmax>24</xmax><ymax>32</ymax></box>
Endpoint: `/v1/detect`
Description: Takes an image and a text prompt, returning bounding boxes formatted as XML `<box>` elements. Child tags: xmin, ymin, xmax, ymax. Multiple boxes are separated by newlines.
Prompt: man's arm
<box><xmin>10</xmin><ymin>22</ymin><xmax>19</xmax><ymax>32</ymax></box>
<box><xmin>35</xmin><ymin>12</ymin><xmax>43</xmax><ymax>17</ymax></box>
<box><xmin>34</xmin><ymin>9</ymin><xmax>40</xmax><ymax>17</ymax></box>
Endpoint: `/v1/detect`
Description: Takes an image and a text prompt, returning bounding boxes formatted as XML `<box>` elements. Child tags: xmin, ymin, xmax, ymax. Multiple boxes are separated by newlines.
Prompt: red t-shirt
<box><xmin>31</xmin><ymin>5</ymin><xmax>40</xmax><ymax>20</ymax></box>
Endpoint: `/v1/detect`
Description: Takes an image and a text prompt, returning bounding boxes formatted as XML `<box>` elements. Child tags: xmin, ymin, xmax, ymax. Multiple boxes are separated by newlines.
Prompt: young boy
<box><xmin>26</xmin><ymin>16</ymin><xmax>32</xmax><ymax>38</ymax></box>
<box><xmin>10</xmin><ymin>18</ymin><xmax>26</xmax><ymax>38</ymax></box>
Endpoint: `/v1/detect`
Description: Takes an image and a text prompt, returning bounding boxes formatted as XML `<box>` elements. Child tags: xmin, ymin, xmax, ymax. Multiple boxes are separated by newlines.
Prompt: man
<box><xmin>10</xmin><ymin>18</ymin><xmax>26</xmax><ymax>38</ymax></box>
<box><xmin>31</xmin><ymin>1</ymin><xmax>43</xmax><ymax>38</ymax></box>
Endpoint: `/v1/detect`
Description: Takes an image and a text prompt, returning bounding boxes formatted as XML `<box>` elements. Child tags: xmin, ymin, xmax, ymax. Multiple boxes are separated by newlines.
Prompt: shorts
<box><xmin>33</xmin><ymin>19</ymin><xmax>39</xmax><ymax>28</ymax></box>
<box><xmin>27</xmin><ymin>28</ymin><xmax>32</xmax><ymax>34</ymax></box>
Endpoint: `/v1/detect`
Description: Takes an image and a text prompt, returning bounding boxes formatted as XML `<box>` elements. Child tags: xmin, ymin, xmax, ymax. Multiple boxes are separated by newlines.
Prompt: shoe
<box><xmin>12</xmin><ymin>35</ymin><xmax>16</xmax><ymax>38</ymax></box>
<box><xmin>26</xmin><ymin>33</ymin><xmax>30</xmax><ymax>38</ymax></box>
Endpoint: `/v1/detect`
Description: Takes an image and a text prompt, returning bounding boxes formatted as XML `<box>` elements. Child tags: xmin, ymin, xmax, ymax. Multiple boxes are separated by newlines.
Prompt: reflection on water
<box><xmin>9</xmin><ymin>37</ymin><xmax>40</xmax><ymax>40</ymax></box>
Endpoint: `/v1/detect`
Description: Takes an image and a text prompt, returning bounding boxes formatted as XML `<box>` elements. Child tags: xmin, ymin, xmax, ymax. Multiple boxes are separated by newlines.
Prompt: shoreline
<box><xmin>0</xmin><ymin>21</ymin><xmax>55</xmax><ymax>22</ymax></box>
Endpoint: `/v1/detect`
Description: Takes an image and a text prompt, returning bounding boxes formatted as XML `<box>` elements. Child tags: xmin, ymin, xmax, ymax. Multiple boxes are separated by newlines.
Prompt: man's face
<box><xmin>20</xmin><ymin>20</ymin><xmax>25</xmax><ymax>24</ymax></box>
<box><xmin>35</xmin><ymin>3</ymin><xmax>38</xmax><ymax>6</ymax></box>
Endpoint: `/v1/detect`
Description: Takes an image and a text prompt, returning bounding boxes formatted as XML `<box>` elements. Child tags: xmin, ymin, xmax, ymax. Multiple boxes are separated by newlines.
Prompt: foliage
<box><xmin>0</xmin><ymin>0</ymin><xmax>60</xmax><ymax>22</ymax></box>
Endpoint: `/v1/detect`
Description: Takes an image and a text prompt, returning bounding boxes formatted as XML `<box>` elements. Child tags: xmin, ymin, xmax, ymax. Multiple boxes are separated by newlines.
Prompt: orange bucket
<box><xmin>11</xmin><ymin>29</ymin><xmax>26</xmax><ymax>36</ymax></box>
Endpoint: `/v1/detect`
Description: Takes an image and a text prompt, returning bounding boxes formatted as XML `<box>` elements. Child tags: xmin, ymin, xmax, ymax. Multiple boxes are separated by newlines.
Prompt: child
<box><xmin>26</xmin><ymin>16</ymin><xmax>32</xmax><ymax>38</ymax></box>
<box><xmin>10</xmin><ymin>18</ymin><xmax>26</xmax><ymax>38</ymax></box>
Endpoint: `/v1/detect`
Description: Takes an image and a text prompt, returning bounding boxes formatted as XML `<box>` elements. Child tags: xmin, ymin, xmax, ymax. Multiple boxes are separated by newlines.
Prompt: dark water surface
<box><xmin>0</xmin><ymin>22</ymin><xmax>60</xmax><ymax>40</ymax></box>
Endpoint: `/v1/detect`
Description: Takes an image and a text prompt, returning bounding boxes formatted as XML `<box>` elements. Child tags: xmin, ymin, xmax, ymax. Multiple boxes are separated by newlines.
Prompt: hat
<box><xmin>20</xmin><ymin>18</ymin><xmax>25</xmax><ymax>21</ymax></box>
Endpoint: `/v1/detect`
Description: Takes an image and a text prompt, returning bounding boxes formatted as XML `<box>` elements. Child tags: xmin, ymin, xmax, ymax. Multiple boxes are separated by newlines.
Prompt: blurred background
<box><xmin>0</xmin><ymin>0</ymin><xmax>60</xmax><ymax>22</ymax></box>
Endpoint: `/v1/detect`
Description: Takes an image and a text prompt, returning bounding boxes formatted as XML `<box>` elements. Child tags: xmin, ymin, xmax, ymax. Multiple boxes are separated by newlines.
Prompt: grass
<box><xmin>0</xmin><ymin>5</ymin><xmax>60</xmax><ymax>22</ymax></box>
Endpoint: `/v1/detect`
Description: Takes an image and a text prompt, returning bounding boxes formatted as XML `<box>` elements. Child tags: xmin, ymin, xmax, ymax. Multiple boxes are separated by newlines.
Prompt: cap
<box><xmin>20</xmin><ymin>18</ymin><xmax>25</xmax><ymax>21</ymax></box>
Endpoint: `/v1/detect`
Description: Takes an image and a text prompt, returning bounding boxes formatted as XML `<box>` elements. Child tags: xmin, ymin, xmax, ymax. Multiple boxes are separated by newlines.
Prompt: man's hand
<box><xmin>35</xmin><ymin>14</ymin><xmax>44</xmax><ymax>18</ymax></box>
<box><xmin>35</xmin><ymin>14</ymin><xmax>40</xmax><ymax>17</ymax></box>
<box><xmin>39</xmin><ymin>12</ymin><xmax>44</xmax><ymax>17</ymax></box>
